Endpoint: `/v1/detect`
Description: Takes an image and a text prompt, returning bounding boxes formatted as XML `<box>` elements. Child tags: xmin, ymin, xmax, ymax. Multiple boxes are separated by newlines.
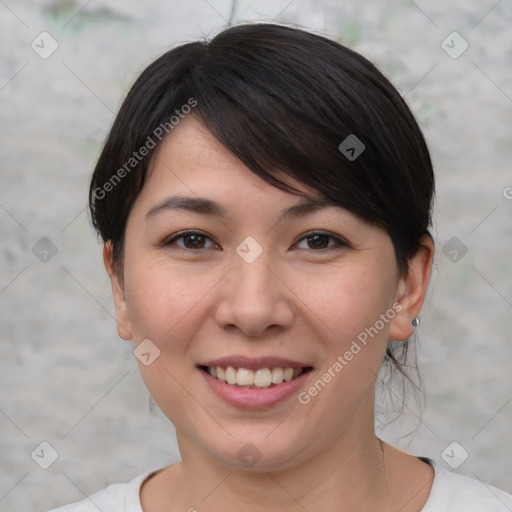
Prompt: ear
<box><xmin>388</xmin><ymin>234</ymin><xmax>434</xmax><ymax>341</ymax></box>
<box><xmin>103</xmin><ymin>241</ymin><xmax>133</xmax><ymax>340</ymax></box>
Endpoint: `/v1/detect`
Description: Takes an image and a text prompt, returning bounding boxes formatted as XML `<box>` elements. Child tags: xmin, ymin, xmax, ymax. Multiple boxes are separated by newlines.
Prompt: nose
<box><xmin>214</xmin><ymin>248</ymin><xmax>295</xmax><ymax>338</ymax></box>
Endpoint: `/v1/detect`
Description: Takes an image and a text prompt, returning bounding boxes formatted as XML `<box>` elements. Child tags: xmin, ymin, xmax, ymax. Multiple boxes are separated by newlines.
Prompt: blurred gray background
<box><xmin>1</xmin><ymin>0</ymin><xmax>511</xmax><ymax>510</ymax></box>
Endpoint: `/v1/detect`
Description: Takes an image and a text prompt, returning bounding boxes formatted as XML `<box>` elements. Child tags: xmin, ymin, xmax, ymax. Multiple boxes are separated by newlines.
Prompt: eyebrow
<box><xmin>145</xmin><ymin>194</ymin><xmax>341</xmax><ymax>220</ymax></box>
<box><xmin>146</xmin><ymin>195</ymin><xmax>228</xmax><ymax>218</ymax></box>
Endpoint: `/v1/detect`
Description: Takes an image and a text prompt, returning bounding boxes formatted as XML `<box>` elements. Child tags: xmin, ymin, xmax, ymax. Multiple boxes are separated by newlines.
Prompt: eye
<box><xmin>294</xmin><ymin>231</ymin><xmax>347</xmax><ymax>251</ymax></box>
<box><xmin>163</xmin><ymin>230</ymin><xmax>219</xmax><ymax>250</ymax></box>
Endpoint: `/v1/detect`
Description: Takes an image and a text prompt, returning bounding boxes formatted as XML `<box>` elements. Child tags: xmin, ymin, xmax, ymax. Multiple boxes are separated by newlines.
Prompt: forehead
<box><xmin>144</xmin><ymin>115</ymin><xmax>318</xmax><ymax>202</ymax></box>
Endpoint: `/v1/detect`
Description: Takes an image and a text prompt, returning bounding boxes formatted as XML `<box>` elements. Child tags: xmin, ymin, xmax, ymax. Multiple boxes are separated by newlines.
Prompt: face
<box><xmin>107</xmin><ymin>116</ymin><xmax>430</xmax><ymax>471</ymax></box>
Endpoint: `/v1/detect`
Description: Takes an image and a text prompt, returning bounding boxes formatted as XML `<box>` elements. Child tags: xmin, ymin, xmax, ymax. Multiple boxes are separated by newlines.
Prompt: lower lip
<box><xmin>199</xmin><ymin>369</ymin><xmax>312</xmax><ymax>410</ymax></box>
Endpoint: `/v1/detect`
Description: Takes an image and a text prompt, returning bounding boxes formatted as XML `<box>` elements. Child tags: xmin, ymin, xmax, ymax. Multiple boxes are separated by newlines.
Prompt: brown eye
<box><xmin>306</xmin><ymin>234</ymin><xmax>329</xmax><ymax>249</ymax></box>
<box><xmin>295</xmin><ymin>232</ymin><xmax>347</xmax><ymax>251</ymax></box>
<box><xmin>164</xmin><ymin>231</ymin><xmax>218</xmax><ymax>250</ymax></box>
<box><xmin>182</xmin><ymin>234</ymin><xmax>207</xmax><ymax>249</ymax></box>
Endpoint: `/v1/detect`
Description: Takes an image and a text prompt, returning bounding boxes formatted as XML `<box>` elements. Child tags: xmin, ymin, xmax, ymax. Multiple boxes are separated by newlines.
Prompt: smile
<box><xmin>199</xmin><ymin>366</ymin><xmax>311</xmax><ymax>389</ymax></box>
<box><xmin>197</xmin><ymin>356</ymin><xmax>314</xmax><ymax>409</ymax></box>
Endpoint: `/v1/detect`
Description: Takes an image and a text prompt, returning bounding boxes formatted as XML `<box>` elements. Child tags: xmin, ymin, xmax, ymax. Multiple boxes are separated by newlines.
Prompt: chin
<box><xmin>199</xmin><ymin>426</ymin><xmax>319</xmax><ymax>473</ymax></box>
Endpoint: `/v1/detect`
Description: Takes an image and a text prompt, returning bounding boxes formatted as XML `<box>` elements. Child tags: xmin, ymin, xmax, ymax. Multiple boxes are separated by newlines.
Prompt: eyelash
<box><xmin>162</xmin><ymin>231</ymin><xmax>220</xmax><ymax>250</ymax></box>
<box><xmin>162</xmin><ymin>230</ymin><xmax>348</xmax><ymax>252</ymax></box>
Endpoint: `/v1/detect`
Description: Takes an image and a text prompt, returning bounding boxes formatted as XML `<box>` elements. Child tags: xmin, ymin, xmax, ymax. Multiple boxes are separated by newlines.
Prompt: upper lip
<box><xmin>199</xmin><ymin>356</ymin><xmax>312</xmax><ymax>370</ymax></box>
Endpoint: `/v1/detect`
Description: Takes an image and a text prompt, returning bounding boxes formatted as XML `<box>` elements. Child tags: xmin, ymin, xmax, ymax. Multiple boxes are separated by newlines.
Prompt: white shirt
<box><xmin>47</xmin><ymin>459</ymin><xmax>512</xmax><ymax>511</ymax></box>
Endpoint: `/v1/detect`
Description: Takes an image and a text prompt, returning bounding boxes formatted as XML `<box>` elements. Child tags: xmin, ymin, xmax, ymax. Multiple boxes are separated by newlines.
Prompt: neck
<box><xmin>172</xmin><ymin>422</ymin><xmax>389</xmax><ymax>511</ymax></box>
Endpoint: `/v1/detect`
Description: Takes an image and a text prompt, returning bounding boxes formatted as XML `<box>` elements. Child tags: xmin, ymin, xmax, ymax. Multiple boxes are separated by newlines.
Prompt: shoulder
<box><xmin>45</xmin><ymin>471</ymin><xmax>155</xmax><ymax>512</ymax></box>
<box><xmin>422</xmin><ymin>458</ymin><xmax>512</xmax><ymax>511</ymax></box>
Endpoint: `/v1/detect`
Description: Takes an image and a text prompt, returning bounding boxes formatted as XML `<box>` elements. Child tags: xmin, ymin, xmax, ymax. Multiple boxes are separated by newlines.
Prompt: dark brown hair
<box><xmin>89</xmin><ymin>23</ymin><xmax>434</xmax><ymax>381</ymax></box>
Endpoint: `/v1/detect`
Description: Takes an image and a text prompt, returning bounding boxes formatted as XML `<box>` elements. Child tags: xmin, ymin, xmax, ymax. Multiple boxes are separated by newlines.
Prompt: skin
<box><xmin>104</xmin><ymin>116</ymin><xmax>435</xmax><ymax>511</ymax></box>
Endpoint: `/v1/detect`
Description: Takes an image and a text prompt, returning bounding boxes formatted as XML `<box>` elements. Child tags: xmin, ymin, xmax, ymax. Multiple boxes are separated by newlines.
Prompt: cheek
<box><xmin>123</xmin><ymin>258</ymin><xmax>220</xmax><ymax>343</ymax></box>
<box><xmin>122</xmin><ymin>260</ymin><xmax>221</xmax><ymax>427</ymax></box>
<box><xmin>293</xmin><ymin>269</ymin><xmax>394</xmax><ymax>431</ymax></box>
<box><xmin>292</xmin><ymin>264</ymin><xmax>396</xmax><ymax>349</ymax></box>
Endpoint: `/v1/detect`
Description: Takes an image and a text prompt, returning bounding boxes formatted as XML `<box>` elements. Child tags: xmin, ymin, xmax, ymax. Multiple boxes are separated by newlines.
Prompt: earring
<box><xmin>148</xmin><ymin>395</ymin><xmax>157</xmax><ymax>415</ymax></box>
<box><xmin>412</xmin><ymin>316</ymin><xmax>421</xmax><ymax>327</ymax></box>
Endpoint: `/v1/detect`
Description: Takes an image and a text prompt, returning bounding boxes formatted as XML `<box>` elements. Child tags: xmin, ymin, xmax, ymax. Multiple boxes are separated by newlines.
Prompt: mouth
<box><xmin>197</xmin><ymin>357</ymin><xmax>315</xmax><ymax>409</ymax></box>
<box><xmin>198</xmin><ymin>365</ymin><xmax>313</xmax><ymax>389</ymax></box>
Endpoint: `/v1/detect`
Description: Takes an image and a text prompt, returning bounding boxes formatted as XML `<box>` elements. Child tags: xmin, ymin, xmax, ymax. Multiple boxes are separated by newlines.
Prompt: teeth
<box><xmin>254</xmin><ymin>368</ymin><xmax>272</xmax><ymax>387</ymax></box>
<box><xmin>283</xmin><ymin>368</ymin><xmax>294</xmax><ymax>381</ymax></box>
<box><xmin>271</xmin><ymin>367</ymin><xmax>284</xmax><ymax>384</ymax></box>
<box><xmin>216</xmin><ymin>367</ymin><xmax>226</xmax><ymax>382</ymax></box>
<box><xmin>206</xmin><ymin>366</ymin><xmax>306</xmax><ymax>388</ymax></box>
<box><xmin>225</xmin><ymin>366</ymin><xmax>237</xmax><ymax>384</ymax></box>
<box><xmin>236</xmin><ymin>368</ymin><xmax>254</xmax><ymax>386</ymax></box>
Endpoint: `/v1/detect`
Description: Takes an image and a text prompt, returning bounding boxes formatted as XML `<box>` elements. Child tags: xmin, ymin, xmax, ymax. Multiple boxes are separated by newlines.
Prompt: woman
<box><xmin>49</xmin><ymin>23</ymin><xmax>512</xmax><ymax>511</ymax></box>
